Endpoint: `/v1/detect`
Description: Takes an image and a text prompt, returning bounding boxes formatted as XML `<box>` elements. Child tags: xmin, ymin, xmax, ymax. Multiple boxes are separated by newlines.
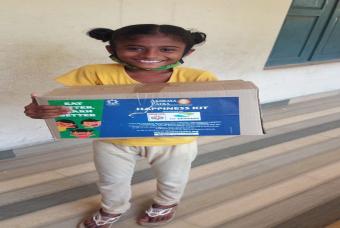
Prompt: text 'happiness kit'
<box><xmin>37</xmin><ymin>80</ymin><xmax>264</xmax><ymax>139</ymax></box>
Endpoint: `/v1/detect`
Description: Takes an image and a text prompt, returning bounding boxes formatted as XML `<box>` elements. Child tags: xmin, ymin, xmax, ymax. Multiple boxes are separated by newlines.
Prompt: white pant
<box><xmin>93</xmin><ymin>140</ymin><xmax>198</xmax><ymax>214</ymax></box>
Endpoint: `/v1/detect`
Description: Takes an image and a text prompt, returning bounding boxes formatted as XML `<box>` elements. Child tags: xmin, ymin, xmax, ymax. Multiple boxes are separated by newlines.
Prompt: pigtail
<box><xmin>191</xmin><ymin>32</ymin><xmax>207</xmax><ymax>45</ymax></box>
<box><xmin>87</xmin><ymin>28</ymin><xmax>114</xmax><ymax>42</ymax></box>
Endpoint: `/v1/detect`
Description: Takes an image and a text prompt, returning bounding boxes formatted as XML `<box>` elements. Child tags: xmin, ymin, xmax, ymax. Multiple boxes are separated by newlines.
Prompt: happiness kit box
<box><xmin>37</xmin><ymin>80</ymin><xmax>264</xmax><ymax>139</ymax></box>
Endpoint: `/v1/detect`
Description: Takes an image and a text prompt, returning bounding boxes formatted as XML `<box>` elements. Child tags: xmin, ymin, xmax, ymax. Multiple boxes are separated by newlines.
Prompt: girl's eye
<box><xmin>160</xmin><ymin>48</ymin><xmax>176</xmax><ymax>52</ymax></box>
<box><xmin>126</xmin><ymin>47</ymin><xmax>144</xmax><ymax>51</ymax></box>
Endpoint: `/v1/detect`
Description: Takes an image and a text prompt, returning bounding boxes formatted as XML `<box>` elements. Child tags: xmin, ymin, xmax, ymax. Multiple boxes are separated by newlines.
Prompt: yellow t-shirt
<box><xmin>55</xmin><ymin>64</ymin><xmax>218</xmax><ymax>146</ymax></box>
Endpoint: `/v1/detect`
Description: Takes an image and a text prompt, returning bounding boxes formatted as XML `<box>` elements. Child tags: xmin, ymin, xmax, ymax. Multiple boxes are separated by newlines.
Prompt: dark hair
<box><xmin>87</xmin><ymin>24</ymin><xmax>206</xmax><ymax>55</ymax></box>
<box><xmin>56</xmin><ymin>119</ymin><xmax>75</xmax><ymax>124</ymax></box>
<box><xmin>71</xmin><ymin>128</ymin><xmax>93</xmax><ymax>133</ymax></box>
<box><xmin>81</xmin><ymin>119</ymin><xmax>99</xmax><ymax>124</ymax></box>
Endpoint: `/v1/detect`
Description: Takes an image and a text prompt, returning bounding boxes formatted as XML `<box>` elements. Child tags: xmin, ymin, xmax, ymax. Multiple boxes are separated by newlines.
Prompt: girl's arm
<box><xmin>24</xmin><ymin>94</ymin><xmax>71</xmax><ymax>119</ymax></box>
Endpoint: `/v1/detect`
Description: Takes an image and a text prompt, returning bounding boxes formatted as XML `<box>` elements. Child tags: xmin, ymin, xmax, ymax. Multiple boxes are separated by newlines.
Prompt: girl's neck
<box><xmin>125</xmin><ymin>67</ymin><xmax>173</xmax><ymax>83</ymax></box>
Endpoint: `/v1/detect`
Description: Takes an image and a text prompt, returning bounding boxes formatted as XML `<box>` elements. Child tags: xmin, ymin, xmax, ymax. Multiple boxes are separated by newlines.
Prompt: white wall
<box><xmin>2</xmin><ymin>0</ymin><xmax>340</xmax><ymax>150</ymax></box>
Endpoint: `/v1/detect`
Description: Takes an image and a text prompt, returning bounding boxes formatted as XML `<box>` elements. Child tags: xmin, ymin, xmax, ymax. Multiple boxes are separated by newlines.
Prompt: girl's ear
<box><xmin>105</xmin><ymin>45</ymin><xmax>114</xmax><ymax>54</ymax></box>
<box><xmin>183</xmin><ymin>49</ymin><xmax>195</xmax><ymax>57</ymax></box>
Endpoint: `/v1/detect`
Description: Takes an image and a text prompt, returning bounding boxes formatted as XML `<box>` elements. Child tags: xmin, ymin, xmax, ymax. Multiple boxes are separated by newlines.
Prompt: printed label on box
<box><xmin>147</xmin><ymin>112</ymin><xmax>201</xmax><ymax>121</ymax></box>
<box><xmin>48</xmin><ymin>97</ymin><xmax>240</xmax><ymax>138</ymax></box>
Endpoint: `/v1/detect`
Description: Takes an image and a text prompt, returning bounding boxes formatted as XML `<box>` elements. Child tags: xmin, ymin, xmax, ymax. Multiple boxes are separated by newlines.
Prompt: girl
<box><xmin>24</xmin><ymin>24</ymin><xmax>218</xmax><ymax>227</ymax></box>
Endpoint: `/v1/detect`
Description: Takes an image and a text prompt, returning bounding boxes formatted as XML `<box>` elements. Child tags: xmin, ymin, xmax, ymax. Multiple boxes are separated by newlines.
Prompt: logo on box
<box><xmin>105</xmin><ymin>99</ymin><xmax>120</xmax><ymax>106</ymax></box>
<box><xmin>169</xmin><ymin>112</ymin><xmax>201</xmax><ymax>121</ymax></box>
<box><xmin>177</xmin><ymin>98</ymin><xmax>191</xmax><ymax>105</ymax></box>
<box><xmin>147</xmin><ymin>112</ymin><xmax>201</xmax><ymax>122</ymax></box>
<box><xmin>147</xmin><ymin>113</ymin><xmax>166</xmax><ymax>121</ymax></box>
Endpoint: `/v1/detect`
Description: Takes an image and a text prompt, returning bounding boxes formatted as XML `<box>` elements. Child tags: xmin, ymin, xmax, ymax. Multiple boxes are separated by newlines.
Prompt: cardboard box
<box><xmin>37</xmin><ymin>80</ymin><xmax>264</xmax><ymax>139</ymax></box>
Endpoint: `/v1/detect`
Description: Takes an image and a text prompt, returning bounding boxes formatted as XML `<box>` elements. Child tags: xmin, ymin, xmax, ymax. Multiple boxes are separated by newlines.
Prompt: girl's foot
<box><xmin>137</xmin><ymin>203</ymin><xmax>177</xmax><ymax>226</ymax></box>
<box><xmin>78</xmin><ymin>209</ymin><xmax>122</xmax><ymax>228</ymax></box>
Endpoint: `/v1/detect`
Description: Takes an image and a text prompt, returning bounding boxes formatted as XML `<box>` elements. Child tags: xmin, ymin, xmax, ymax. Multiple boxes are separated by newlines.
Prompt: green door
<box><xmin>311</xmin><ymin>0</ymin><xmax>340</xmax><ymax>61</ymax></box>
<box><xmin>266</xmin><ymin>0</ymin><xmax>340</xmax><ymax>67</ymax></box>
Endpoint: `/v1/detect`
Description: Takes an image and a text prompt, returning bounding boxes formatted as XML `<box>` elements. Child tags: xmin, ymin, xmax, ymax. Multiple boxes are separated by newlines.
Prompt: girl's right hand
<box><xmin>24</xmin><ymin>93</ymin><xmax>71</xmax><ymax>119</ymax></box>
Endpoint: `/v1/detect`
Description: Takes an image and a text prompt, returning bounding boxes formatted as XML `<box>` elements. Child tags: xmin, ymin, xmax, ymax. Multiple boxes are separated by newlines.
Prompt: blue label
<box><xmin>99</xmin><ymin>97</ymin><xmax>240</xmax><ymax>137</ymax></box>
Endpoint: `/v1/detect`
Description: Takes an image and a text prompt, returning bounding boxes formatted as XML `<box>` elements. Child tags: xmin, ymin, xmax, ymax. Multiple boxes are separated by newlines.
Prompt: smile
<box><xmin>137</xmin><ymin>60</ymin><xmax>163</xmax><ymax>63</ymax></box>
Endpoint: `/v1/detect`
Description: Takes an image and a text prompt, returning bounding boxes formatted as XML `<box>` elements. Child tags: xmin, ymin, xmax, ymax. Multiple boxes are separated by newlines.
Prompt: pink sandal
<box><xmin>78</xmin><ymin>209</ymin><xmax>122</xmax><ymax>228</ymax></box>
<box><xmin>138</xmin><ymin>204</ymin><xmax>177</xmax><ymax>226</ymax></box>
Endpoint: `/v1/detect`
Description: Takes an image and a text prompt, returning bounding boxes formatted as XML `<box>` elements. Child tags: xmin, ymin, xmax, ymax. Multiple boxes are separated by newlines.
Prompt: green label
<box><xmin>48</xmin><ymin>100</ymin><xmax>104</xmax><ymax>138</ymax></box>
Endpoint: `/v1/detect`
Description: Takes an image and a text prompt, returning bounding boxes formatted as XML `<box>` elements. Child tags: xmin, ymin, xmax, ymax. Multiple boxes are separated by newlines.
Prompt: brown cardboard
<box><xmin>37</xmin><ymin>80</ymin><xmax>264</xmax><ymax>139</ymax></box>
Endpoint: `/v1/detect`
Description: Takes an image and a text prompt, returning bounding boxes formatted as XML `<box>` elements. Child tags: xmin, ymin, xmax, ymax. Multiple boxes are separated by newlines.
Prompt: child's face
<box><xmin>56</xmin><ymin>122</ymin><xmax>76</xmax><ymax>128</ymax></box>
<box><xmin>114</xmin><ymin>34</ymin><xmax>186</xmax><ymax>70</ymax></box>
<box><xmin>82</xmin><ymin>121</ymin><xmax>101</xmax><ymax>128</ymax></box>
